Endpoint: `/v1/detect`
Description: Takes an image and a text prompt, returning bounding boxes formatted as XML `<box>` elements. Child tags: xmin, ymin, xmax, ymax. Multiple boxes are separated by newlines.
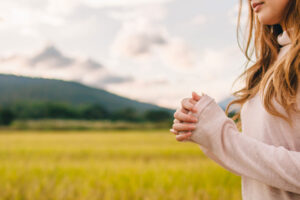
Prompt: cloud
<box><xmin>107</xmin><ymin>4</ymin><xmax>167</xmax><ymax>22</ymax></box>
<box><xmin>111</xmin><ymin>18</ymin><xmax>196</xmax><ymax>69</ymax></box>
<box><xmin>97</xmin><ymin>75</ymin><xmax>134</xmax><ymax>85</ymax></box>
<box><xmin>190</xmin><ymin>44</ymin><xmax>245</xmax><ymax>82</ymax></box>
<box><xmin>77</xmin><ymin>0</ymin><xmax>174</xmax><ymax>8</ymax></box>
<box><xmin>111</xmin><ymin>19</ymin><xmax>168</xmax><ymax>59</ymax></box>
<box><xmin>105</xmin><ymin>78</ymin><xmax>177</xmax><ymax>109</ymax></box>
<box><xmin>0</xmin><ymin>45</ymin><xmax>133</xmax><ymax>88</ymax></box>
<box><xmin>190</xmin><ymin>14</ymin><xmax>207</xmax><ymax>25</ymax></box>
<box><xmin>104</xmin><ymin>74</ymin><xmax>238</xmax><ymax>110</ymax></box>
<box><xmin>228</xmin><ymin>3</ymin><xmax>249</xmax><ymax>28</ymax></box>
<box><xmin>29</xmin><ymin>45</ymin><xmax>75</xmax><ymax>67</ymax></box>
<box><xmin>0</xmin><ymin>1</ymin><xmax>66</xmax><ymax>33</ymax></box>
<box><xmin>161</xmin><ymin>37</ymin><xmax>196</xmax><ymax>69</ymax></box>
<box><xmin>104</xmin><ymin>43</ymin><xmax>245</xmax><ymax>109</ymax></box>
<box><xmin>0</xmin><ymin>0</ymin><xmax>245</xmax><ymax>109</ymax></box>
<box><xmin>0</xmin><ymin>0</ymin><xmax>173</xmax><ymax>35</ymax></box>
<box><xmin>82</xmin><ymin>59</ymin><xmax>103</xmax><ymax>69</ymax></box>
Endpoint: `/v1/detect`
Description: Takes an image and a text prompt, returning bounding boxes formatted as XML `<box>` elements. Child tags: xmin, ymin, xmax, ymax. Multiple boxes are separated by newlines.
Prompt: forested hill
<box><xmin>0</xmin><ymin>74</ymin><xmax>174</xmax><ymax>114</ymax></box>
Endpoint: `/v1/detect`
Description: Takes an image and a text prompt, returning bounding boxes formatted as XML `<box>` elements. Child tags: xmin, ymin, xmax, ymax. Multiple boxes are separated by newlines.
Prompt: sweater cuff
<box><xmin>189</xmin><ymin>94</ymin><xmax>232</xmax><ymax>149</ymax></box>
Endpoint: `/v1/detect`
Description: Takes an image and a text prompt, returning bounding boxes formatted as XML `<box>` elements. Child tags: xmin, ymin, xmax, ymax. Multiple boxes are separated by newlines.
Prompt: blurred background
<box><xmin>0</xmin><ymin>0</ymin><xmax>245</xmax><ymax>199</ymax></box>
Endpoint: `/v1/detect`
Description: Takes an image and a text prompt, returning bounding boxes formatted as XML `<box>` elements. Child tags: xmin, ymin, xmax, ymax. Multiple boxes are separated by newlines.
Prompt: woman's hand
<box><xmin>170</xmin><ymin>91</ymin><xmax>202</xmax><ymax>141</ymax></box>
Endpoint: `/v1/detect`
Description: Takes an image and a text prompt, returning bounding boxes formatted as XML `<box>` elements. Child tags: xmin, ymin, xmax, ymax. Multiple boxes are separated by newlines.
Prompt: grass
<box><xmin>9</xmin><ymin>119</ymin><xmax>172</xmax><ymax>130</ymax></box>
<box><xmin>0</xmin><ymin>130</ymin><xmax>241</xmax><ymax>200</ymax></box>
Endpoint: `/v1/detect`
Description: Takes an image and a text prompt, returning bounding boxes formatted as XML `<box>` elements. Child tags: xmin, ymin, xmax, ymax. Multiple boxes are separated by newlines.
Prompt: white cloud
<box><xmin>190</xmin><ymin>14</ymin><xmax>207</xmax><ymax>25</ymax></box>
<box><xmin>111</xmin><ymin>17</ymin><xmax>196</xmax><ymax>69</ymax></box>
<box><xmin>0</xmin><ymin>2</ymin><xmax>66</xmax><ymax>27</ymax></box>
<box><xmin>161</xmin><ymin>37</ymin><xmax>196</xmax><ymax>69</ymax></box>
<box><xmin>0</xmin><ymin>1</ymin><xmax>67</xmax><ymax>41</ymax></box>
<box><xmin>0</xmin><ymin>0</ymin><xmax>245</xmax><ymax>109</ymax></box>
<box><xmin>107</xmin><ymin>4</ymin><xmax>167</xmax><ymax>22</ymax></box>
<box><xmin>195</xmin><ymin>44</ymin><xmax>245</xmax><ymax>80</ymax></box>
<box><xmin>79</xmin><ymin>0</ymin><xmax>174</xmax><ymax>8</ymax></box>
<box><xmin>193</xmin><ymin>45</ymin><xmax>245</xmax><ymax>98</ymax></box>
<box><xmin>105</xmin><ymin>74</ymin><xmax>238</xmax><ymax>110</ymax></box>
<box><xmin>228</xmin><ymin>3</ymin><xmax>249</xmax><ymax>28</ymax></box>
<box><xmin>105</xmin><ymin>44</ymin><xmax>245</xmax><ymax>109</ymax></box>
<box><xmin>111</xmin><ymin>19</ymin><xmax>167</xmax><ymax>58</ymax></box>
<box><xmin>105</xmin><ymin>79</ymin><xmax>181</xmax><ymax>109</ymax></box>
<box><xmin>0</xmin><ymin>45</ymin><xmax>133</xmax><ymax>88</ymax></box>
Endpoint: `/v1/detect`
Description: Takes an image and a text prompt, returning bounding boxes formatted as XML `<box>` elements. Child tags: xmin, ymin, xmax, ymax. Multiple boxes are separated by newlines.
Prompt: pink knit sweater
<box><xmin>187</xmin><ymin>31</ymin><xmax>300</xmax><ymax>199</ymax></box>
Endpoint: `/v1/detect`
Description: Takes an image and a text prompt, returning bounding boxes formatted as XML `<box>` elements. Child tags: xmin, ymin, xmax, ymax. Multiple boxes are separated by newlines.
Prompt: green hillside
<box><xmin>0</xmin><ymin>74</ymin><xmax>174</xmax><ymax>115</ymax></box>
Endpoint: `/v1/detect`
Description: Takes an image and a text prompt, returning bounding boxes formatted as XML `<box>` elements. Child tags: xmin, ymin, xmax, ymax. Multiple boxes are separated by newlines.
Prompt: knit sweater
<box><xmin>187</xmin><ymin>30</ymin><xmax>300</xmax><ymax>199</ymax></box>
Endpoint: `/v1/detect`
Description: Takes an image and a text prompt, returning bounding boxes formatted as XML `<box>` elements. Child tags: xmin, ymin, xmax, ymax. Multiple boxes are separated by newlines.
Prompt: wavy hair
<box><xmin>226</xmin><ymin>0</ymin><xmax>300</xmax><ymax>129</ymax></box>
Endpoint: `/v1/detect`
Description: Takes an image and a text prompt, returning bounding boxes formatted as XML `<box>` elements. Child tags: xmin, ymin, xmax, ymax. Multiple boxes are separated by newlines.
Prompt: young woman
<box><xmin>170</xmin><ymin>0</ymin><xmax>300</xmax><ymax>199</ymax></box>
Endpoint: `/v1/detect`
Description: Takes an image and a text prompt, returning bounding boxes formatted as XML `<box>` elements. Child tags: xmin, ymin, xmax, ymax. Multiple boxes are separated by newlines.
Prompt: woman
<box><xmin>170</xmin><ymin>0</ymin><xmax>300</xmax><ymax>199</ymax></box>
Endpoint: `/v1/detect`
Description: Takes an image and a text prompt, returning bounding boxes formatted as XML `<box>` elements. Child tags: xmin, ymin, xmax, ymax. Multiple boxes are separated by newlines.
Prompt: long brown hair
<box><xmin>226</xmin><ymin>0</ymin><xmax>300</xmax><ymax>129</ymax></box>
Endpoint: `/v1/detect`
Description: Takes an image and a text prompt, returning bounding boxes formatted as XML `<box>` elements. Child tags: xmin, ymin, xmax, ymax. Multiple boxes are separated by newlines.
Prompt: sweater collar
<box><xmin>277</xmin><ymin>30</ymin><xmax>292</xmax><ymax>47</ymax></box>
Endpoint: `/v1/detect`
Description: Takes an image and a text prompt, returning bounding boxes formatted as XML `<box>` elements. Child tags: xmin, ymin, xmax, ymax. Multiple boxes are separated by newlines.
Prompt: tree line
<box><xmin>0</xmin><ymin>102</ymin><xmax>173</xmax><ymax>126</ymax></box>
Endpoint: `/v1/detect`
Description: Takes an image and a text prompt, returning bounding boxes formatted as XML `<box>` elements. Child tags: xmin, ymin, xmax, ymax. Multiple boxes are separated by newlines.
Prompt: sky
<box><xmin>0</xmin><ymin>0</ymin><xmax>250</xmax><ymax>109</ymax></box>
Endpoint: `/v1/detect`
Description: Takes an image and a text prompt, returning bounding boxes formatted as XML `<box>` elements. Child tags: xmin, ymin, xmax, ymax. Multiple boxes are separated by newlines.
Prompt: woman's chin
<box><xmin>257</xmin><ymin>12</ymin><xmax>281</xmax><ymax>25</ymax></box>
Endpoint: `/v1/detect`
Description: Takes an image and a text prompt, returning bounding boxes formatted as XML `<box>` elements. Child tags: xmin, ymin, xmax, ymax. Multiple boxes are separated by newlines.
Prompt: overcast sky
<box><xmin>0</xmin><ymin>0</ymin><xmax>249</xmax><ymax>109</ymax></box>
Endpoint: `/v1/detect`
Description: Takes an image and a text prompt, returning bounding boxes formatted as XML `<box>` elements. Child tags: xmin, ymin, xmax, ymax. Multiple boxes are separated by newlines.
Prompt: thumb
<box><xmin>192</xmin><ymin>91</ymin><xmax>201</xmax><ymax>101</ymax></box>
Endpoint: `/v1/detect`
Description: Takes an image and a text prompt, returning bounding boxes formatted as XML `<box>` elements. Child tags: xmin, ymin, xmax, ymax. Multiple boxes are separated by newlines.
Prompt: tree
<box><xmin>111</xmin><ymin>107</ymin><xmax>140</xmax><ymax>122</ymax></box>
<box><xmin>0</xmin><ymin>107</ymin><xmax>15</xmax><ymax>125</ymax></box>
<box><xmin>81</xmin><ymin>104</ymin><xmax>109</xmax><ymax>120</ymax></box>
<box><xmin>144</xmin><ymin>110</ymin><xmax>172</xmax><ymax>122</ymax></box>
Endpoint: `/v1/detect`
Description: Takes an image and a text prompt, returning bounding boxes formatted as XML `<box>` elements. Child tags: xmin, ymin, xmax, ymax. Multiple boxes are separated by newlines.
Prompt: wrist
<box><xmin>188</xmin><ymin>95</ymin><xmax>229</xmax><ymax>148</ymax></box>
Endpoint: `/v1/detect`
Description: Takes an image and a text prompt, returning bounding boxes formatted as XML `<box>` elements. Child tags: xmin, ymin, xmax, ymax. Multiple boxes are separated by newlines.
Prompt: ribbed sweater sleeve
<box><xmin>187</xmin><ymin>94</ymin><xmax>300</xmax><ymax>194</ymax></box>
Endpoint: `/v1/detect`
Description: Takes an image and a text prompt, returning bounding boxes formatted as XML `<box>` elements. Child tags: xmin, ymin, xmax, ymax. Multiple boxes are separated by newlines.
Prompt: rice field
<box><xmin>0</xmin><ymin>130</ymin><xmax>241</xmax><ymax>200</ymax></box>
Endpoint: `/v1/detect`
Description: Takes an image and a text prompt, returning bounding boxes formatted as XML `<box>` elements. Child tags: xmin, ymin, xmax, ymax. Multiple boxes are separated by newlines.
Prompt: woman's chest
<box><xmin>240</xmin><ymin>93</ymin><xmax>300</xmax><ymax>150</ymax></box>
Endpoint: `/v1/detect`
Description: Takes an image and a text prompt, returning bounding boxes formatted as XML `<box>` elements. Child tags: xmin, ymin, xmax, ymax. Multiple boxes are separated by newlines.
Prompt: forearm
<box><xmin>189</xmin><ymin>95</ymin><xmax>300</xmax><ymax>193</ymax></box>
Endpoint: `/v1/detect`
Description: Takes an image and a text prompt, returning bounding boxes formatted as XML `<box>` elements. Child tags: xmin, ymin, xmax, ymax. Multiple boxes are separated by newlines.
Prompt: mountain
<box><xmin>0</xmin><ymin>74</ymin><xmax>175</xmax><ymax>114</ymax></box>
<box><xmin>0</xmin><ymin>73</ymin><xmax>240</xmax><ymax>116</ymax></box>
<box><xmin>218</xmin><ymin>95</ymin><xmax>240</xmax><ymax>112</ymax></box>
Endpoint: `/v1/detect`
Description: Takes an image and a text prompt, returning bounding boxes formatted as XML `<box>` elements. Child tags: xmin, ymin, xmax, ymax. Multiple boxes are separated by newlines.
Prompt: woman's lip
<box><xmin>252</xmin><ymin>2</ymin><xmax>264</xmax><ymax>9</ymax></box>
<box><xmin>252</xmin><ymin>2</ymin><xmax>264</xmax><ymax>11</ymax></box>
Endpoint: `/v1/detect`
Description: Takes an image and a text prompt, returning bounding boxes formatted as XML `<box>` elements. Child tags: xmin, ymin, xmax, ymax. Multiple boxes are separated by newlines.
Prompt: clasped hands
<box><xmin>170</xmin><ymin>91</ymin><xmax>203</xmax><ymax>142</ymax></box>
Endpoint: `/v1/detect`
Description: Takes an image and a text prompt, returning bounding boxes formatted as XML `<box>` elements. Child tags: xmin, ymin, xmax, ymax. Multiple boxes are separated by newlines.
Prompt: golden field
<box><xmin>0</xmin><ymin>130</ymin><xmax>241</xmax><ymax>200</ymax></box>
